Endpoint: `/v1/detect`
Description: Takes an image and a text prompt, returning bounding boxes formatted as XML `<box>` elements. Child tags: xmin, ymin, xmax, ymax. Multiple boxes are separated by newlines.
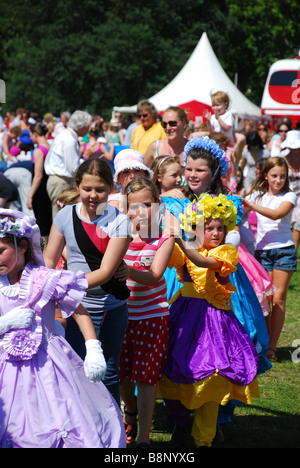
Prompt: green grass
<box><xmin>148</xmin><ymin>267</ymin><xmax>300</xmax><ymax>448</ymax></box>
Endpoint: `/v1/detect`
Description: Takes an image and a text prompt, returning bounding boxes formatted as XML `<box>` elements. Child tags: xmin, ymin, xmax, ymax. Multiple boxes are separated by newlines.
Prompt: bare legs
<box><xmin>120</xmin><ymin>378</ymin><xmax>156</xmax><ymax>446</ymax></box>
<box><xmin>266</xmin><ymin>268</ymin><xmax>294</xmax><ymax>359</ymax></box>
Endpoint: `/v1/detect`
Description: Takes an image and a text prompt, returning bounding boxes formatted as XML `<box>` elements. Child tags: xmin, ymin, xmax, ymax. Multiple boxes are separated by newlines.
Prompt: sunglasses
<box><xmin>279</xmin><ymin>129</ymin><xmax>288</xmax><ymax>133</ymax></box>
<box><xmin>137</xmin><ymin>113</ymin><xmax>149</xmax><ymax>118</ymax></box>
<box><xmin>161</xmin><ymin>121</ymin><xmax>178</xmax><ymax>129</ymax></box>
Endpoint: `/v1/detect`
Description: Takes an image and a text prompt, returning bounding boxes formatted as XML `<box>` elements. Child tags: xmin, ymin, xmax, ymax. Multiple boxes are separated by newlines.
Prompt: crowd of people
<box><xmin>0</xmin><ymin>93</ymin><xmax>299</xmax><ymax>449</ymax></box>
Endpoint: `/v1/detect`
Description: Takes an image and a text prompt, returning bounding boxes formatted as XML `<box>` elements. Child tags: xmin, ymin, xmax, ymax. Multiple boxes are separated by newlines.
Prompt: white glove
<box><xmin>84</xmin><ymin>339</ymin><xmax>107</xmax><ymax>382</ymax></box>
<box><xmin>225</xmin><ymin>230</ymin><xmax>240</xmax><ymax>248</ymax></box>
<box><xmin>0</xmin><ymin>306</ymin><xmax>35</xmax><ymax>335</ymax></box>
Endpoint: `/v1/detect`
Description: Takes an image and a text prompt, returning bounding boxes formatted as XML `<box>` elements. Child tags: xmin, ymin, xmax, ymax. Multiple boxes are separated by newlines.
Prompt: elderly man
<box><xmin>45</xmin><ymin>110</ymin><xmax>91</xmax><ymax>217</ymax></box>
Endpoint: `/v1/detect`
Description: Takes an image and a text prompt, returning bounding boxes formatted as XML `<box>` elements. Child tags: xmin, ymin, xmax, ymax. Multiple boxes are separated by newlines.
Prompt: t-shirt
<box><xmin>124</xmin><ymin>237</ymin><xmax>170</xmax><ymax>320</ymax></box>
<box><xmin>246</xmin><ymin>191</ymin><xmax>297</xmax><ymax>250</ymax></box>
<box><xmin>54</xmin><ymin>202</ymin><xmax>131</xmax><ymax>311</ymax></box>
<box><xmin>210</xmin><ymin>111</ymin><xmax>235</xmax><ymax>142</ymax></box>
<box><xmin>44</xmin><ymin>128</ymin><xmax>80</xmax><ymax>178</ymax></box>
<box><xmin>131</xmin><ymin>122</ymin><xmax>166</xmax><ymax>155</ymax></box>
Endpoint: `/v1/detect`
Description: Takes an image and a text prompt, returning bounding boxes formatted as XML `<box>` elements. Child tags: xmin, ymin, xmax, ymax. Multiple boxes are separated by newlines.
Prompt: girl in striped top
<box><xmin>117</xmin><ymin>178</ymin><xmax>174</xmax><ymax>448</ymax></box>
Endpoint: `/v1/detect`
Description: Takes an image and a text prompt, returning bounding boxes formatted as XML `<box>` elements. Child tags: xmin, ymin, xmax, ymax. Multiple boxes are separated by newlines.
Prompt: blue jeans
<box><xmin>65</xmin><ymin>303</ymin><xmax>128</xmax><ymax>406</ymax></box>
<box><xmin>93</xmin><ymin>303</ymin><xmax>128</xmax><ymax>406</ymax></box>
<box><xmin>255</xmin><ymin>245</ymin><xmax>297</xmax><ymax>271</ymax></box>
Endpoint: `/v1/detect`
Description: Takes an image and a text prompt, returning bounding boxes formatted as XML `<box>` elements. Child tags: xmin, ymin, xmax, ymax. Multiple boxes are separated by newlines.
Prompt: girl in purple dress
<box><xmin>157</xmin><ymin>194</ymin><xmax>260</xmax><ymax>448</ymax></box>
<box><xmin>0</xmin><ymin>208</ymin><xmax>125</xmax><ymax>448</ymax></box>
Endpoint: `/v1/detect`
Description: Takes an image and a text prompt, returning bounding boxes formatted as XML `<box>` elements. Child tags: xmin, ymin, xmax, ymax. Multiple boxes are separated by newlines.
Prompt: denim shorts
<box><xmin>255</xmin><ymin>245</ymin><xmax>297</xmax><ymax>271</ymax></box>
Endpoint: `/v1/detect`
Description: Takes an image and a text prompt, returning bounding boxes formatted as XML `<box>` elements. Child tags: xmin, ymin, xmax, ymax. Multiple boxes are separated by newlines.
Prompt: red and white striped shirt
<box><xmin>124</xmin><ymin>237</ymin><xmax>170</xmax><ymax>320</ymax></box>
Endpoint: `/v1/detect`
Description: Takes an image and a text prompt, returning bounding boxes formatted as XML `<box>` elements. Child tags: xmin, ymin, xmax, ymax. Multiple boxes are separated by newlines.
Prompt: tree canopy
<box><xmin>0</xmin><ymin>0</ymin><xmax>298</xmax><ymax>118</ymax></box>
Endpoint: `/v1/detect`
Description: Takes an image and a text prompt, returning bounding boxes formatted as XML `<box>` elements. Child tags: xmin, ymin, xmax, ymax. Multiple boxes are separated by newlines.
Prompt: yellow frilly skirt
<box><xmin>156</xmin><ymin>372</ymin><xmax>259</xmax><ymax>410</ymax></box>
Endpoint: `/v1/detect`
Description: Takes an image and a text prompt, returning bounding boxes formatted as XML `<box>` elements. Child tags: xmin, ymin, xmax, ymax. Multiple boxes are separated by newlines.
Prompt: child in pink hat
<box><xmin>108</xmin><ymin>149</ymin><xmax>153</xmax><ymax>210</ymax></box>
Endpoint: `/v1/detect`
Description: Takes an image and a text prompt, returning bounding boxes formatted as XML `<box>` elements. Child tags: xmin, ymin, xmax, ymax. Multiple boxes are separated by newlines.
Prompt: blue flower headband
<box><xmin>183</xmin><ymin>137</ymin><xmax>229</xmax><ymax>176</ymax></box>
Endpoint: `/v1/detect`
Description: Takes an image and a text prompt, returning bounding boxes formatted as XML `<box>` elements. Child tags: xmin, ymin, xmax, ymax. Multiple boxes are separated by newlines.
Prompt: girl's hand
<box><xmin>114</xmin><ymin>261</ymin><xmax>129</xmax><ymax>281</ymax></box>
<box><xmin>84</xmin><ymin>339</ymin><xmax>107</xmax><ymax>382</ymax></box>
<box><xmin>203</xmin><ymin>109</ymin><xmax>211</xmax><ymax>120</ymax></box>
<box><xmin>160</xmin><ymin>188</ymin><xmax>185</xmax><ymax>199</ymax></box>
<box><xmin>242</xmin><ymin>198</ymin><xmax>252</xmax><ymax>213</ymax></box>
<box><xmin>0</xmin><ymin>306</ymin><xmax>35</xmax><ymax>335</ymax></box>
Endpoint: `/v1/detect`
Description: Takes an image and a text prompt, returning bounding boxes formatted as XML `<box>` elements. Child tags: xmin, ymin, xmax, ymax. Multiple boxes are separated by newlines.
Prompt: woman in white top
<box><xmin>244</xmin><ymin>157</ymin><xmax>297</xmax><ymax>362</ymax></box>
<box><xmin>267</xmin><ymin>121</ymin><xmax>291</xmax><ymax>157</ymax></box>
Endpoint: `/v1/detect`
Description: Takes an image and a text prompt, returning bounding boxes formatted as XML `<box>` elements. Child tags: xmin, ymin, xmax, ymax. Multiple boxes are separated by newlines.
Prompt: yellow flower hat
<box><xmin>180</xmin><ymin>193</ymin><xmax>237</xmax><ymax>233</ymax></box>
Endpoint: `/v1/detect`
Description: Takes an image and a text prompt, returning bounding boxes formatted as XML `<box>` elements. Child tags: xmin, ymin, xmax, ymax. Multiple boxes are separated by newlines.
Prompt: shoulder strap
<box><xmin>72</xmin><ymin>206</ymin><xmax>130</xmax><ymax>300</ymax></box>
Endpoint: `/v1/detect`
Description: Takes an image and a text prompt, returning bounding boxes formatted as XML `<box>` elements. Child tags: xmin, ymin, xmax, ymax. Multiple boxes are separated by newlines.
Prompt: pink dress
<box><xmin>238</xmin><ymin>243</ymin><xmax>276</xmax><ymax>316</ymax></box>
<box><xmin>0</xmin><ymin>264</ymin><xmax>125</xmax><ymax>448</ymax></box>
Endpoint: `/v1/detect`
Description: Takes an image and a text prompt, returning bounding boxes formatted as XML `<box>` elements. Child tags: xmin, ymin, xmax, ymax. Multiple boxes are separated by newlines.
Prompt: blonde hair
<box><xmin>57</xmin><ymin>188</ymin><xmax>79</xmax><ymax>209</ymax></box>
<box><xmin>249</xmin><ymin>157</ymin><xmax>290</xmax><ymax>199</ymax></box>
<box><xmin>123</xmin><ymin>177</ymin><xmax>159</xmax><ymax>207</ymax></box>
<box><xmin>209</xmin><ymin>132</ymin><xmax>231</xmax><ymax>150</ymax></box>
<box><xmin>211</xmin><ymin>91</ymin><xmax>230</xmax><ymax>109</ymax></box>
<box><xmin>151</xmin><ymin>155</ymin><xmax>182</xmax><ymax>190</ymax></box>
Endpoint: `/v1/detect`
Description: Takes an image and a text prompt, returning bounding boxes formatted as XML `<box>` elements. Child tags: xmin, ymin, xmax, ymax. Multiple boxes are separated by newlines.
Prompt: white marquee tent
<box><xmin>113</xmin><ymin>32</ymin><xmax>261</xmax><ymax>121</ymax></box>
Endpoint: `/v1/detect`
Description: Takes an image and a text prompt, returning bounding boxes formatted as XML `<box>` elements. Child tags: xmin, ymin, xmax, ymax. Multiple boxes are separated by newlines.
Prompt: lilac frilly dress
<box><xmin>0</xmin><ymin>263</ymin><xmax>126</xmax><ymax>448</ymax></box>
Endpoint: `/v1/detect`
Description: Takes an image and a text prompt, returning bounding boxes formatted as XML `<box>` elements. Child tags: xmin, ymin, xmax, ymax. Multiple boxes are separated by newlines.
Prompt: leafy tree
<box><xmin>0</xmin><ymin>0</ymin><xmax>298</xmax><ymax>117</ymax></box>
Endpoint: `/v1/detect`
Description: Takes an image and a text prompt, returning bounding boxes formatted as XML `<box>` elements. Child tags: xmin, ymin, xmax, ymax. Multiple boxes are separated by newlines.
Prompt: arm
<box><xmin>72</xmin><ymin>303</ymin><xmax>97</xmax><ymax>341</ymax></box>
<box><xmin>44</xmin><ymin>223</ymin><xmax>66</xmax><ymax>268</ymax></box>
<box><xmin>73</xmin><ymin>304</ymin><xmax>107</xmax><ymax>382</ymax></box>
<box><xmin>64</xmin><ymin>141</ymin><xmax>81</xmax><ymax>175</ymax></box>
<box><xmin>123</xmin><ymin>237</ymin><xmax>175</xmax><ymax>286</ymax></box>
<box><xmin>243</xmin><ymin>198</ymin><xmax>294</xmax><ymax>220</ymax></box>
<box><xmin>119</xmin><ymin>129</ymin><xmax>124</xmax><ymax>145</ymax></box>
<box><xmin>2</xmin><ymin>133</ymin><xmax>10</xmax><ymax>157</ymax></box>
<box><xmin>176</xmin><ymin>237</ymin><xmax>222</xmax><ymax>269</ymax></box>
<box><xmin>203</xmin><ymin>110</ymin><xmax>212</xmax><ymax>132</ymax></box>
<box><xmin>27</xmin><ymin>148</ymin><xmax>44</xmax><ymax>209</ymax></box>
<box><xmin>100</xmin><ymin>143</ymin><xmax>114</xmax><ymax>161</ymax></box>
<box><xmin>143</xmin><ymin>140</ymin><xmax>156</xmax><ymax>167</ymax></box>
<box><xmin>159</xmin><ymin>188</ymin><xmax>185</xmax><ymax>199</ymax></box>
<box><xmin>215</xmin><ymin>112</ymin><xmax>232</xmax><ymax>133</ymax></box>
<box><xmin>85</xmin><ymin>236</ymin><xmax>131</xmax><ymax>289</ymax></box>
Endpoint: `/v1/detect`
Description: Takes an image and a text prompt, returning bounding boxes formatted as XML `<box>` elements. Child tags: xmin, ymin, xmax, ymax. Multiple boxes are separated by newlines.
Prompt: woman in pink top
<box><xmin>116</xmin><ymin>177</ymin><xmax>174</xmax><ymax>448</ymax></box>
<box><xmin>27</xmin><ymin>123</ymin><xmax>52</xmax><ymax>243</ymax></box>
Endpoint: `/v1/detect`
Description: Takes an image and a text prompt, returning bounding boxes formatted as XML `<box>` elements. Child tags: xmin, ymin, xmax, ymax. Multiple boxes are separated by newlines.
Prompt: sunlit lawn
<box><xmin>148</xmin><ymin>267</ymin><xmax>300</xmax><ymax>448</ymax></box>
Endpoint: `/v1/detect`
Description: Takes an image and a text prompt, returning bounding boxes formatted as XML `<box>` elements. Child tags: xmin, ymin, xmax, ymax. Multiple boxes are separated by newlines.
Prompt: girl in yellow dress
<box><xmin>157</xmin><ymin>193</ymin><xmax>260</xmax><ymax>448</ymax></box>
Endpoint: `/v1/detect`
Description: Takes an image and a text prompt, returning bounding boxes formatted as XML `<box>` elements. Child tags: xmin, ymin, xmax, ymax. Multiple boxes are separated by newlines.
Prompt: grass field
<box><xmin>148</xmin><ymin>267</ymin><xmax>300</xmax><ymax>449</ymax></box>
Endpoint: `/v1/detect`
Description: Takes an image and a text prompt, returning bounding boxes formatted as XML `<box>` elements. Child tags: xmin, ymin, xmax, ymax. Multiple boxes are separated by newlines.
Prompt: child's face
<box><xmin>203</xmin><ymin>218</ymin><xmax>224</xmax><ymax>250</ymax></box>
<box><xmin>264</xmin><ymin>166</ymin><xmax>286</xmax><ymax>195</ymax></box>
<box><xmin>127</xmin><ymin>189</ymin><xmax>155</xmax><ymax>236</ymax></box>
<box><xmin>118</xmin><ymin>168</ymin><xmax>147</xmax><ymax>192</ymax></box>
<box><xmin>212</xmin><ymin>100</ymin><xmax>227</xmax><ymax>116</ymax></box>
<box><xmin>0</xmin><ymin>238</ymin><xmax>27</xmax><ymax>278</ymax></box>
<box><xmin>76</xmin><ymin>173</ymin><xmax>111</xmax><ymax>219</ymax></box>
<box><xmin>185</xmin><ymin>157</ymin><xmax>212</xmax><ymax>196</ymax></box>
<box><xmin>158</xmin><ymin>163</ymin><xmax>182</xmax><ymax>192</ymax></box>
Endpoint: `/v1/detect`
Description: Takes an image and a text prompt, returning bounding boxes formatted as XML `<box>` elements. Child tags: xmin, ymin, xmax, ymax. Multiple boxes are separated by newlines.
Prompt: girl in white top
<box><xmin>204</xmin><ymin>91</ymin><xmax>246</xmax><ymax>169</ymax></box>
<box><xmin>244</xmin><ymin>157</ymin><xmax>297</xmax><ymax>362</ymax></box>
